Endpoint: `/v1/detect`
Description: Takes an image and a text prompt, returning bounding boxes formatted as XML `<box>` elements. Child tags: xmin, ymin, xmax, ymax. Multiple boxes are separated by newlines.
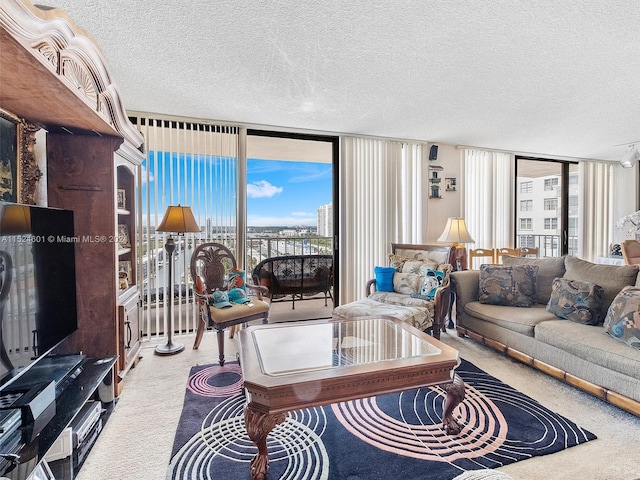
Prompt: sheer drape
<box><xmin>339</xmin><ymin>137</ymin><xmax>428</xmax><ymax>304</ymax></box>
<box><xmin>463</xmin><ymin>149</ymin><xmax>514</xmax><ymax>249</ymax></box>
<box><xmin>580</xmin><ymin>161</ymin><xmax>614</xmax><ymax>262</ymax></box>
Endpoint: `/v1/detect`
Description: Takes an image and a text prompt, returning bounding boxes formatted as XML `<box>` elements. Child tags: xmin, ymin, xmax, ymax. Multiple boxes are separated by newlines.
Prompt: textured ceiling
<box><xmin>32</xmin><ymin>0</ymin><xmax>640</xmax><ymax>161</ymax></box>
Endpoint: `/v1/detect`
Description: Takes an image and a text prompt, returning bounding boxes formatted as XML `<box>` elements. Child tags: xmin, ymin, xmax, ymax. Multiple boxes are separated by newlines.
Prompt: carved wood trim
<box><xmin>0</xmin><ymin>0</ymin><xmax>144</xmax><ymax>151</ymax></box>
<box><xmin>17</xmin><ymin>119</ymin><xmax>41</xmax><ymax>204</ymax></box>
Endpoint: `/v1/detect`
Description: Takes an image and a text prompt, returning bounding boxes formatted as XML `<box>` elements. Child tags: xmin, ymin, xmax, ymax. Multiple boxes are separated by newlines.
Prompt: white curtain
<box><xmin>462</xmin><ymin>149</ymin><xmax>514</xmax><ymax>249</ymax></box>
<box><xmin>339</xmin><ymin>137</ymin><xmax>428</xmax><ymax>304</ymax></box>
<box><xmin>580</xmin><ymin>161</ymin><xmax>614</xmax><ymax>262</ymax></box>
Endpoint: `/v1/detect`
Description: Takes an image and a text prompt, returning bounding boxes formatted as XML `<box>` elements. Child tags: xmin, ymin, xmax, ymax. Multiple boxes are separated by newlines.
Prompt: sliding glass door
<box><xmin>515</xmin><ymin>157</ymin><xmax>579</xmax><ymax>257</ymax></box>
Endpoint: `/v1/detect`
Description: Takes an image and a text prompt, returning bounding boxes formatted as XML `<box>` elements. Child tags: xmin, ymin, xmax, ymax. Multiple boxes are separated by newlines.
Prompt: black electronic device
<box><xmin>0</xmin><ymin>202</ymin><xmax>78</xmax><ymax>394</ymax></box>
<box><xmin>429</xmin><ymin>144</ymin><xmax>439</xmax><ymax>160</ymax></box>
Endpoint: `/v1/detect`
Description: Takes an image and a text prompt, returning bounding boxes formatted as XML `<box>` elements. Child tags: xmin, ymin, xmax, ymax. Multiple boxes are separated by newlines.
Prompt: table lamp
<box><xmin>155</xmin><ymin>205</ymin><xmax>200</xmax><ymax>355</ymax></box>
<box><xmin>437</xmin><ymin>217</ymin><xmax>474</xmax><ymax>270</ymax></box>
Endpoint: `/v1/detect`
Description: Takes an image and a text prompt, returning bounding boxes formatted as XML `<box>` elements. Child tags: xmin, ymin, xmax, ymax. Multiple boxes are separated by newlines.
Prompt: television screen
<box><xmin>0</xmin><ymin>202</ymin><xmax>78</xmax><ymax>388</ymax></box>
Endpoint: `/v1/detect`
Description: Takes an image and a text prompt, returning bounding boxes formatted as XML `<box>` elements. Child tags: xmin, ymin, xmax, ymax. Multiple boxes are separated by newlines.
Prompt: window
<box><xmin>544</xmin><ymin>198</ymin><xmax>558</xmax><ymax>210</ymax></box>
<box><xmin>569</xmin><ymin>173</ymin><xmax>579</xmax><ymax>185</ymax></box>
<box><xmin>544</xmin><ymin>178</ymin><xmax>559</xmax><ymax>191</ymax></box>
<box><xmin>520</xmin><ymin>218</ymin><xmax>532</xmax><ymax>230</ymax></box>
<box><xmin>520</xmin><ymin>181</ymin><xmax>533</xmax><ymax>193</ymax></box>
<box><xmin>544</xmin><ymin>218</ymin><xmax>558</xmax><ymax>229</ymax></box>
<box><xmin>520</xmin><ymin>235</ymin><xmax>535</xmax><ymax>247</ymax></box>
<box><xmin>569</xmin><ymin>195</ymin><xmax>578</xmax><ymax>208</ymax></box>
<box><xmin>520</xmin><ymin>200</ymin><xmax>532</xmax><ymax>211</ymax></box>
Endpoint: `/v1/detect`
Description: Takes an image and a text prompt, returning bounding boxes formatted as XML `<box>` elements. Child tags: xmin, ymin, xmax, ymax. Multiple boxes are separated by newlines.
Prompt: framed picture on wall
<box><xmin>445</xmin><ymin>177</ymin><xmax>457</xmax><ymax>191</ymax></box>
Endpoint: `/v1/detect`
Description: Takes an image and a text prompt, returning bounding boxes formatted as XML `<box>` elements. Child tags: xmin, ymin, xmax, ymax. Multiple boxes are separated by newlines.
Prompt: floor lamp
<box><xmin>155</xmin><ymin>205</ymin><xmax>200</xmax><ymax>355</ymax></box>
<box><xmin>438</xmin><ymin>217</ymin><xmax>475</xmax><ymax>329</ymax></box>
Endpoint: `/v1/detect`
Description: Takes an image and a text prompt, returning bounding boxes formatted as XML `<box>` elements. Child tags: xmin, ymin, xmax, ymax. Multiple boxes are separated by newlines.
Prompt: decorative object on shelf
<box><xmin>445</xmin><ymin>177</ymin><xmax>457</xmax><ymax>191</ymax></box>
<box><xmin>116</xmin><ymin>189</ymin><xmax>126</xmax><ymax>210</ymax></box>
<box><xmin>155</xmin><ymin>205</ymin><xmax>200</xmax><ymax>355</ymax></box>
<box><xmin>428</xmin><ymin>165</ymin><xmax>443</xmax><ymax>199</ymax></box>
<box><xmin>118</xmin><ymin>261</ymin><xmax>132</xmax><ymax>288</ymax></box>
<box><xmin>437</xmin><ymin>217</ymin><xmax>475</xmax><ymax>270</ymax></box>
<box><xmin>117</xmin><ymin>224</ymin><xmax>131</xmax><ymax>248</ymax></box>
<box><xmin>615</xmin><ymin>210</ymin><xmax>640</xmax><ymax>237</ymax></box>
<box><xmin>610</xmin><ymin>243</ymin><xmax>622</xmax><ymax>257</ymax></box>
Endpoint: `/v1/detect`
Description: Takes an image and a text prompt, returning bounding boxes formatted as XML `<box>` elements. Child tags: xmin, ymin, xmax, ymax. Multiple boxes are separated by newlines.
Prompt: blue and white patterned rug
<box><xmin>167</xmin><ymin>359</ymin><xmax>595</xmax><ymax>480</ymax></box>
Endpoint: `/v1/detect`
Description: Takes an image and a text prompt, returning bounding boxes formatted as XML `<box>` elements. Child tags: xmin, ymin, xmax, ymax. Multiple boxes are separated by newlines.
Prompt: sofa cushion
<box><xmin>464</xmin><ymin>302</ymin><xmax>556</xmax><ymax>336</ymax></box>
<box><xmin>374</xmin><ymin>266</ymin><xmax>395</xmax><ymax>292</ymax></box>
<box><xmin>563</xmin><ymin>256</ymin><xmax>639</xmax><ymax>323</ymax></box>
<box><xmin>546</xmin><ymin>277</ymin><xmax>604</xmax><ymax>326</ymax></box>
<box><xmin>603</xmin><ymin>285</ymin><xmax>640</xmax><ymax>349</ymax></box>
<box><xmin>369</xmin><ymin>291</ymin><xmax>434</xmax><ymax>309</ymax></box>
<box><xmin>502</xmin><ymin>255</ymin><xmax>566</xmax><ymax>304</ymax></box>
<box><xmin>478</xmin><ymin>264</ymin><xmax>538</xmax><ymax>307</ymax></box>
<box><xmin>535</xmin><ymin>320</ymin><xmax>640</xmax><ymax>380</ymax></box>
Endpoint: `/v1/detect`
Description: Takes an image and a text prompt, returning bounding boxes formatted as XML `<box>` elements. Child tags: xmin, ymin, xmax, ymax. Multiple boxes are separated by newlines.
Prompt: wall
<box><xmin>425</xmin><ymin>143</ymin><xmax>462</xmax><ymax>243</ymax></box>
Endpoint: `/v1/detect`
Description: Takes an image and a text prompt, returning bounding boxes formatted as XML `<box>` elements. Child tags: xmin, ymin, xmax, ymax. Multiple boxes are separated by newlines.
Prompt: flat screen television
<box><xmin>0</xmin><ymin>202</ymin><xmax>78</xmax><ymax>391</ymax></box>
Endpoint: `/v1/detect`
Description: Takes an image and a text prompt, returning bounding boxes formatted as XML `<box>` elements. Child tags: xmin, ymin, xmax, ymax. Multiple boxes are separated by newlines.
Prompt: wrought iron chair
<box><xmin>190</xmin><ymin>242</ymin><xmax>270</xmax><ymax>366</ymax></box>
<box><xmin>621</xmin><ymin>239</ymin><xmax>640</xmax><ymax>265</ymax></box>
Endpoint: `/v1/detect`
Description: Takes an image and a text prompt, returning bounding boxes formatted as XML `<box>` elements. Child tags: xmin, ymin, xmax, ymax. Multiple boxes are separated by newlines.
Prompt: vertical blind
<box><xmin>339</xmin><ymin>137</ymin><xmax>428</xmax><ymax>304</ymax></box>
<box><xmin>462</xmin><ymin>149</ymin><xmax>513</xmax><ymax>249</ymax></box>
<box><xmin>131</xmin><ymin>115</ymin><xmax>239</xmax><ymax>338</ymax></box>
<box><xmin>580</xmin><ymin>161</ymin><xmax>613</xmax><ymax>262</ymax></box>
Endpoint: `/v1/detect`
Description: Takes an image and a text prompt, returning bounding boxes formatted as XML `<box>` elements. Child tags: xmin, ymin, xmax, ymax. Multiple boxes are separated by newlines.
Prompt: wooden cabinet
<box><xmin>115</xmin><ymin>154</ymin><xmax>142</xmax><ymax>390</ymax></box>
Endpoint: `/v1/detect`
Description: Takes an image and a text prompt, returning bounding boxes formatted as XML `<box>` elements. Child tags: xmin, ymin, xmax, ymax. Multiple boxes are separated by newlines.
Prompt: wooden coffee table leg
<box><xmin>245</xmin><ymin>405</ymin><xmax>286</xmax><ymax>480</ymax></box>
<box><xmin>442</xmin><ymin>373</ymin><xmax>465</xmax><ymax>435</ymax></box>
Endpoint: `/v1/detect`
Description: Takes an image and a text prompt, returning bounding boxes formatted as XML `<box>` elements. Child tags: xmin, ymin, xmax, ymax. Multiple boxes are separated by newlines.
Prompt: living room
<box><xmin>1</xmin><ymin>1</ymin><xmax>639</xmax><ymax>479</ymax></box>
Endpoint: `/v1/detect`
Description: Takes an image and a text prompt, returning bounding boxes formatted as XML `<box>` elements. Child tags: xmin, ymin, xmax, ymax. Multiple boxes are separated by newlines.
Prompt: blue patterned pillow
<box><xmin>603</xmin><ymin>286</ymin><xmax>640</xmax><ymax>349</ymax></box>
<box><xmin>547</xmin><ymin>277</ymin><xmax>604</xmax><ymax>325</ymax></box>
<box><xmin>478</xmin><ymin>265</ymin><xmax>538</xmax><ymax>307</ymax></box>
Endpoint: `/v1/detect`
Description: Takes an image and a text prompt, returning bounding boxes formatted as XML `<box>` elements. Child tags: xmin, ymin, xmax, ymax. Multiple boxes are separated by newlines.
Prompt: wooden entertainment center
<box><xmin>0</xmin><ymin>1</ymin><xmax>144</xmax><ymax>478</ymax></box>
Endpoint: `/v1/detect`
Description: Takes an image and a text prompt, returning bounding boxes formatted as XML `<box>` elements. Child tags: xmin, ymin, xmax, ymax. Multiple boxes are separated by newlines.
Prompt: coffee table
<box><xmin>237</xmin><ymin>317</ymin><xmax>465</xmax><ymax>480</ymax></box>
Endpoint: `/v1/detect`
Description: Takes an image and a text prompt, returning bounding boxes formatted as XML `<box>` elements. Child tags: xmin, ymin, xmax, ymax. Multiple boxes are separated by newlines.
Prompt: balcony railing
<box><xmin>517</xmin><ymin>234</ymin><xmax>578</xmax><ymax>257</ymax></box>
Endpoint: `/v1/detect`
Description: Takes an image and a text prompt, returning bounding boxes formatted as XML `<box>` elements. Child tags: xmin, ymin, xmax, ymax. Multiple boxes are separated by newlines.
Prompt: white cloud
<box><xmin>291</xmin><ymin>211</ymin><xmax>312</xmax><ymax>217</ymax></box>
<box><xmin>247</xmin><ymin>180</ymin><xmax>283</xmax><ymax>198</ymax></box>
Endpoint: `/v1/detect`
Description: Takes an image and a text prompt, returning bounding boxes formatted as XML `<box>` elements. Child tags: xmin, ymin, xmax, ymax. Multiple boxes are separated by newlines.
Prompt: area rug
<box><xmin>167</xmin><ymin>360</ymin><xmax>596</xmax><ymax>480</ymax></box>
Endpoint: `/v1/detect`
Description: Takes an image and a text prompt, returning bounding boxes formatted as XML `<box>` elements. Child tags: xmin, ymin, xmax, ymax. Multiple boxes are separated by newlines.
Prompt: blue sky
<box><xmin>247</xmin><ymin>158</ymin><xmax>332</xmax><ymax>227</ymax></box>
<box><xmin>141</xmin><ymin>153</ymin><xmax>332</xmax><ymax>228</ymax></box>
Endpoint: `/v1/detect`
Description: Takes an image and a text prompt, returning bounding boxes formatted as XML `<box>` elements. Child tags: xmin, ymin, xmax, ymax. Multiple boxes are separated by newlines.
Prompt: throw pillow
<box><xmin>603</xmin><ymin>286</ymin><xmax>640</xmax><ymax>349</ymax></box>
<box><xmin>478</xmin><ymin>264</ymin><xmax>538</xmax><ymax>307</ymax></box>
<box><xmin>417</xmin><ymin>268</ymin><xmax>445</xmax><ymax>299</ymax></box>
<box><xmin>392</xmin><ymin>272</ymin><xmax>422</xmax><ymax>294</ymax></box>
<box><xmin>401</xmin><ymin>260</ymin><xmax>439</xmax><ymax>275</ymax></box>
<box><xmin>388</xmin><ymin>254</ymin><xmax>414</xmax><ymax>271</ymax></box>
<box><xmin>546</xmin><ymin>277</ymin><xmax>604</xmax><ymax>326</ymax></box>
<box><xmin>502</xmin><ymin>255</ymin><xmax>566</xmax><ymax>305</ymax></box>
<box><xmin>563</xmin><ymin>255</ymin><xmax>639</xmax><ymax>323</ymax></box>
<box><xmin>228</xmin><ymin>268</ymin><xmax>246</xmax><ymax>291</ymax></box>
<box><xmin>374</xmin><ymin>266</ymin><xmax>396</xmax><ymax>292</ymax></box>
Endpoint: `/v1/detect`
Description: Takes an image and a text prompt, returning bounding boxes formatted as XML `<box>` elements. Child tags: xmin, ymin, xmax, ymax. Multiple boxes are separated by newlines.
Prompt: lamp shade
<box><xmin>437</xmin><ymin>217</ymin><xmax>474</xmax><ymax>245</ymax></box>
<box><xmin>156</xmin><ymin>205</ymin><xmax>200</xmax><ymax>233</ymax></box>
<box><xmin>0</xmin><ymin>204</ymin><xmax>31</xmax><ymax>235</ymax></box>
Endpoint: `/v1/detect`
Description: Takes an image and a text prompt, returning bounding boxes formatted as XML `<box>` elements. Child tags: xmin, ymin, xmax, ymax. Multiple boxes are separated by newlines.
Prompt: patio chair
<box><xmin>190</xmin><ymin>242</ymin><xmax>270</xmax><ymax>366</ymax></box>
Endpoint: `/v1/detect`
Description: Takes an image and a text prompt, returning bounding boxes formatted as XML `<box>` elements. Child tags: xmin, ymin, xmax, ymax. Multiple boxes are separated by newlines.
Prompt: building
<box><xmin>317</xmin><ymin>203</ymin><xmax>333</xmax><ymax>237</ymax></box>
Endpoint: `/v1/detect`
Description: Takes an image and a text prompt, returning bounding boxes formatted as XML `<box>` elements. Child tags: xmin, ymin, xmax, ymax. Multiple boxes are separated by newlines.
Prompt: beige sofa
<box><xmin>451</xmin><ymin>255</ymin><xmax>640</xmax><ymax>416</ymax></box>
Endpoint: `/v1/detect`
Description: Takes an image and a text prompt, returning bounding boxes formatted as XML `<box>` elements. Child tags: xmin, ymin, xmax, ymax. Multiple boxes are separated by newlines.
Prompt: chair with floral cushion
<box><xmin>190</xmin><ymin>242</ymin><xmax>270</xmax><ymax>366</ymax></box>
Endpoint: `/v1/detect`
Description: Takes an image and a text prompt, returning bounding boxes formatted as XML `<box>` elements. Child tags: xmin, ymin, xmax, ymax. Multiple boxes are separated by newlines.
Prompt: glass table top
<box><xmin>251</xmin><ymin>318</ymin><xmax>442</xmax><ymax>376</ymax></box>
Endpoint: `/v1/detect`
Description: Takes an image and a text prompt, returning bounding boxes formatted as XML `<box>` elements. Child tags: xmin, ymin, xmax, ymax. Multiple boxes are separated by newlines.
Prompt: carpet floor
<box><xmin>167</xmin><ymin>359</ymin><xmax>595</xmax><ymax>480</ymax></box>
